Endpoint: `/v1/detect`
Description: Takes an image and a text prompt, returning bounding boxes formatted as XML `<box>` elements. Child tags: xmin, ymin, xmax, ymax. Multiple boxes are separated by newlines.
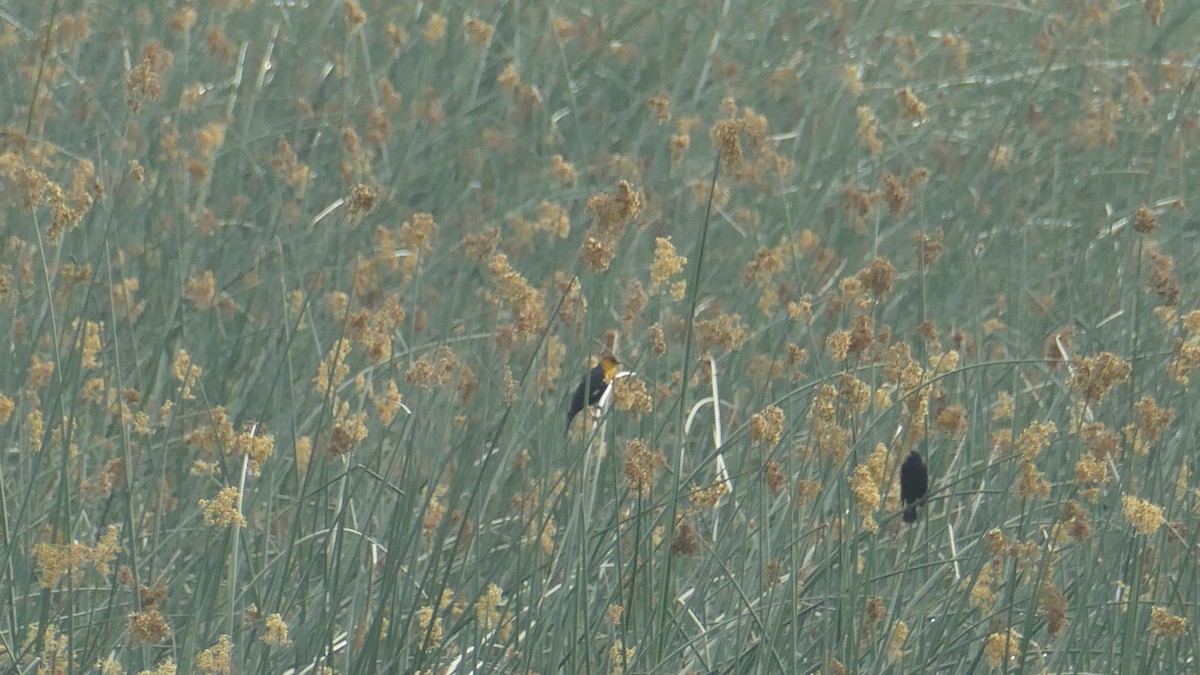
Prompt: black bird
<box><xmin>899</xmin><ymin>450</ymin><xmax>929</xmax><ymax>523</ymax></box>
<box><xmin>565</xmin><ymin>354</ymin><xmax>619</xmax><ymax>433</ymax></box>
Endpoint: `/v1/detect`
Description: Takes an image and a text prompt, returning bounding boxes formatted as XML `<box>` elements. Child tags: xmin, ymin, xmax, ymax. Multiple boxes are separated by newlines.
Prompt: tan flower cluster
<box><xmin>581</xmin><ymin>180</ymin><xmax>645</xmax><ymax>272</ymax></box>
<box><xmin>474</xmin><ymin>583</ymin><xmax>505</xmax><ymax>630</ymax></box>
<box><xmin>25</xmin><ymin>408</ymin><xmax>44</xmax><ymax>449</ymax></box>
<box><xmin>611</xmin><ymin>622</ymin><xmax>651</xmax><ymax>665</ymax></box>
<box><xmin>649</xmin><ymin>237</ymin><xmax>687</xmax><ymax>298</ymax></box>
<box><xmin>694</xmin><ymin>312</ymin><xmax>749</xmax><ymax>353</ymax></box>
<box><xmin>688</xmin><ymin>480</ymin><xmax>729</xmax><ymax>509</ymax></box>
<box><xmin>531</xmin><ymin>151</ymin><xmax>573</xmax><ymax>189</ymax></box>
<box><xmin>787</xmin><ymin>296</ymin><xmax>813</xmax><ymax>323</ymax></box>
<box><xmin>235</xmin><ymin>423</ymin><xmax>275</xmax><ymax>477</ymax></box>
<box><xmin>826</xmin><ymin>330</ymin><xmax>851</xmax><ymax>361</ymax></box>
<box><xmin>384</xmin><ymin>21</ymin><xmax>408</xmax><ymax>53</ymax></box>
<box><xmin>193</xmin><ymin>123</ymin><xmax>227</xmax><ymax>163</ymax></box>
<box><xmin>881</xmin><ymin>172</ymin><xmax>908</xmax><ymax>214</ymax></box>
<box><xmin>1081</xmin><ymin>421</ymin><xmax>1121</xmax><ymax>459</ymax></box>
<box><xmin>341</xmin><ymin>0</ymin><xmax>366</xmax><ymax>32</ymax></box>
<box><xmin>126</xmin><ymin>40</ymin><xmax>173</xmax><ymax>113</ymax></box>
<box><xmin>1071</xmin><ymin>95</ymin><xmax>1120</xmax><ymax>148</ymax></box>
<box><xmin>460</xmin><ymin>225</ymin><xmax>501</xmax><ymax>263</ymax></box>
<box><xmin>1165</xmin><ymin>309</ymin><xmax>1200</xmax><ymax>383</ymax></box>
<box><xmin>31</xmin><ymin>524</ymin><xmax>120</xmax><ymax>589</ymax></box>
<box><xmin>70</xmin><ymin>319</ymin><xmax>104</xmax><ymax>369</ymax></box>
<box><xmin>329</xmin><ymin>400</ymin><xmax>369</xmax><ymax>456</ymax></box>
<box><xmin>935</xmin><ymin>405</ymin><xmax>968</xmax><ymax>437</ymax></box>
<box><xmin>1126</xmin><ymin>69</ymin><xmax>1154</xmax><ymax>110</ymax></box>
<box><xmin>669</xmin><ymin>116</ymin><xmax>696</xmax><ymax>164</ymax></box>
<box><xmin>0</xmin><ymin>153</ymin><xmax>96</xmax><ymax>243</ymax></box>
<box><xmin>111</xmin><ymin>277</ymin><xmax>144</xmax><ymax>320</ymax></box>
<box><xmin>1014</xmin><ymin>421</ymin><xmax>1055</xmax><ymax>460</ymax></box>
<box><xmin>423</xmin><ymin>12</ymin><xmax>447</xmax><ymax>43</ymax></box>
<box><xmin>915</xmin><ymin>227</ymin><xmax>945</xmax><ymax>269</ymax></box>
<box><xmin>314</xmin><ymin>338</ymin><xmax>352</xmax><ymax>395</ymax></box>
<box><xmin>670</xmin><ymin>518</ymin><xmax>701</xmax><ymax>555</ymax></box>
<box><xmin>136</xmin><ymin>659</ymin><xmax>176</xmax><ymax>675</ymax></box>
<box><xmin>743</xmin><ymin>244</ymin><xmax>785</xmax><ymax>291</ymax></box>
<box><xmin>487</xmin><ymin>254</ymin><xmax>548</xmax><ymax>339</ymax></box>
<box><xmin>1121</xmin><ymin>494</ymin><xmax>1164</xmax><ymax>536</ymax></box>
<box><xmin>1017</xmin><ymin>460</ymin><xmax>1050</xmax><ymax>500</ymax></box>
<box><xmin>346</xmin><ymin>183</ymin><xmax>379</xmax><ymax>221</ymax></box>
<box><xmin>612</xmin><ymin>376</ymin><xmax>653</xmax><ymax>420</ymax></box>
<box><xmin>269</xmin><ymin>138</ymin><xmax>310</xmax><ymax>194</ymax></box>
<box><xmin>172</xmin><ymin>348</ymin><xmax>203</xmax><ymax>400</ymax></box>
<box><xmin>1067</xmin><ymin>352</ymin><xmax>1130</xmax><ymax>402</ymax></box>
<box><xmin>195</xmin><ymin>634</ymin><xmax>232</xmax><ymax>673</ymax></box>
<box><xmin>1148</xmin><ymin>606</ymin><xmax>1186</xmax><ymax>641</ymax></box>
<box><xmin>622</xmin><ymin>438</ymin><xmax>665</xmax><ymax>497</ymax></box>
<box><xmin>858</xmin><ymin>257</ymin><xmax>896</xmax><ymax>300</ymax></box>
<box><xmin>464</xmin><ymin>16</ymin><xmax>495</xmax><ymax>47</ymax></box>
<box><xmin>345</xmin><ymin>295</ymin><xmax>405</xmax><ymax>364</ymax></box>
<box><xmin>709</xmin><ymin>119</ymin><xmax>742</xmax><ymax>167</ymax></box>
<box><xmin>887</xmin><ymin>621</ymin><xmax>908</xmax><ymax>660</ymax></box>
<box><xmin>398</xmin><ymin>212</ymin><xmax>438</xmax><ymax>263</ymax></box>
<box><xmin>646</xmin><ymin>91</ymin><xmax>671</xmax><ymax>123</ymax></box>
<box><xmin>764</xmin><ymin>459</ymin><xmax>787</xmax><ymax>495</ymax></box>
<box><xmin>183</xmin><ymin>270</ymin><xmax>217</xmax><ymax>310</ymax></box>
<box><xmin>206</xmin><ymin>26</ymin><xmax>235</xmax><ymax>63</ymax></box>
<box><xmin>838</xmin><ymin>375</ymin><xmax>871</xmax><ymax>414</ymax></box>
<box><xmin>508</xmin><ymin>201</ymin><xmax>570</xmax><ymax>249</ymax></box>
<box><xmin>1132</xmin><ymin>396</ymin><xmax>1173</xmax><ymax>444</ymax></box>
<box><xmin>1146</xmin><ymin>251</ymin><xmax>1181</xmax><ymax>305</ymax></box>
<box><xmin>1073</xmin><ymin>452</ymin><xmax>1108</xmax><ymax>501</ymax></box>
<box><xmin>648</xmin><ymin>323</ymin><xmax>667</xmax><ymax>356</ymax></box>
<box><xmin>1040</xmin><ymin>582</ymin><xmax>1067</xmax><ymax>637</ymax></box>
<box><xmin>262</xmin><ymin>613</ymin><xmax>292</xmax><ymax>646</ymax></box>
<box><xmin>1058</xmin><ymin>500</ymin><xmax>1092</xmax><ymax>542</ymax></box>
<box><xmin>1006</xmin><ymin>420</ymin><xmax>1055</xmax><ymax>499</ymax></box>
<box><xmin>967</xmin><ymin>547</ymin><xmax>1005</xmax><ymax>612</ymax></box>
<box><xmin>183</xmin><ymin>405</ymin><xmax>236</xmax><ymax>459</ymax></box>
<box><xmin>795</xmin><ymin>479</ymin><xmax>822</xmax><ymax>505</ymax></box>
<box><xmin>551</xmin><ymin>13</ymin><xmax>577</xmax><ymax>40</ymax></box>
<box><xmin>1144</xmin><ymin>0</ymin><xmax>1164</xmax><ymax>26</ymax></box>
<box><xmin>690</xmin><ymin>179</ymin><xmax>730</xmax><ymax>210</ymax></box>
<box><xmin>370</xmin><ymin>379</ymin><xmax>406</xmax><ymax>426</ymax></box>
<box><xmin>883</xmin><ymin>343</ymin><xmax>924</xmax><ymax>390</ymax></box>
<box><xmin>982</xmin><ymin>629</ymin><xmax>1021</xmax><ymax>669</ymax></box>
<box><xmin>856</xmin><ymin>106</ymin><xmax>883</xmax><ymax>156</ymax></box>
<box><xmin>708</xmin><ymin>102</ymin><xmax>793</xmax><ymax>187</ymax></box>
<box><xmin>129</xmin><ymin>607</ymin><xmax>173</xmax><ymax>645</ymax></box>
<box><xmin>1132</xmin><ymin>205</ymin><xmax>1158</xmax><ymax>234</ymax></box>
<box><xmin>895</xmin><ymin>87</ymin><xmax>926</xmax><ymax>121</ymax></box>
<box><xmin>989</xmin><ymin>144</ymin><xmax>1012</xmax><ymax>169</ymax></box>
<box><xmin>806</xmin><ymin>381</ymin><xmax>854</xmax><ymax>458</ymax></box>
<box><xmin>749</xmin><ymin>405</ymin><xmax>785</xmax><ymax>446</ymax></box>
<box><xmin>199</xmin><ymin>486</ymin><xmax>246</xmax><ymax>528</ymax></box>
<box><xmin>848</xmin><ymin>443</ymin><xmax>888</xmax><ymax>533</ymax></box>
<box><xmin>414</xmin><ymin>606</ymin><xmax>444</xmax><ymax>649</ymax></box>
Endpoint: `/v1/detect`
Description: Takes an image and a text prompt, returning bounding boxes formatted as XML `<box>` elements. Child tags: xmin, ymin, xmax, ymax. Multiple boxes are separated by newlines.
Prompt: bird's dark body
<box><xmin>565</xmin><ymin>356</ymin><xmax>618</xmax><ymax>432</ymax></box>
<box><xmin>899</xmin><ymin>450</ymin><xmax>929</xmax><ymax>523</ymax></box>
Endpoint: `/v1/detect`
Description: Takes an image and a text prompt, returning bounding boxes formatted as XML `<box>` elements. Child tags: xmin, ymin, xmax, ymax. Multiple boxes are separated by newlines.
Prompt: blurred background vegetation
<box><xmin>1</xmin><ymin>0</ymin><xmax>1198</xmax><ymax>672</ymax></box>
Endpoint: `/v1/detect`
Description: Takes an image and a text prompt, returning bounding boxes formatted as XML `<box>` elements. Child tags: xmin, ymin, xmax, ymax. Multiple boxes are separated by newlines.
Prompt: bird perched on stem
<box><xmin>899</xmin><ymin>450</ymin><xmax>929</xmax><ymax>523</ymax></box>
<box><xmin>565</xmin><ymin>354</ymin><xmax>619</xmax><ymax>434</ymax></box>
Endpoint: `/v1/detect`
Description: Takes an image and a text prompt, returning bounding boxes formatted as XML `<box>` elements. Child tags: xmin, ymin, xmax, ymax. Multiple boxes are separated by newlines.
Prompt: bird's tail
<box><xmin>903</xmin><ymin>505</ymin><xmax>918</xmax><ymax>523</ymax></box>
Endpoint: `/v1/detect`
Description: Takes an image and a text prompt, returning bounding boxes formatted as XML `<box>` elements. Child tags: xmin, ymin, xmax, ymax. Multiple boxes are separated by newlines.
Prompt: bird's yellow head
<box><xmin>599</xmin><ymin>354</ymin><xmax>620</xmax><ymax>382</ymax></box>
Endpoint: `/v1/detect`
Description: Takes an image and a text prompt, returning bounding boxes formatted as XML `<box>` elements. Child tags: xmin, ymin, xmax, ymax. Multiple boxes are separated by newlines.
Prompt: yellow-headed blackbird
<box><xmin>565</xmin><ymin>354</ymin><xmax>619</xmax><ymax>433</ymax></box>
<box><xmin>899</xmin><ymin>450</ymin><xmax>929</xmax><ymax>523</ymax></box>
